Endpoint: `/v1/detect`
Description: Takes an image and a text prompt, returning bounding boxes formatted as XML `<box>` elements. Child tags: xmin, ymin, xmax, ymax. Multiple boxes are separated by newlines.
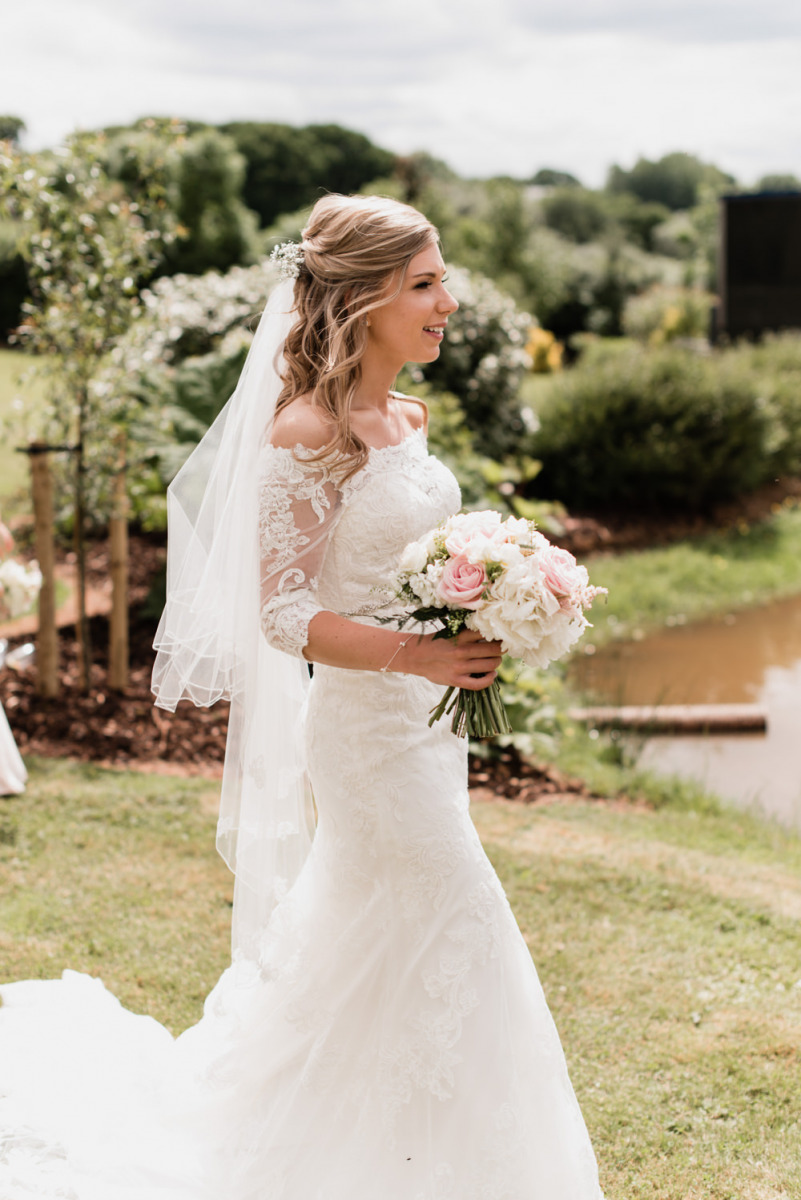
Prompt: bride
<box><xmin>0</xmin><ymin>195</ymin><xmax>603</xmax><ymax>1198</ymax></box>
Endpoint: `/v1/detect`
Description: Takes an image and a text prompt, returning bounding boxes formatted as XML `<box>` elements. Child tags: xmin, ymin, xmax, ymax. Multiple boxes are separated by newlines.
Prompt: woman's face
<box><xmin>365</xmin><ymin>242</ymin><xmax>458</xmax><ymax>369</ymax></box>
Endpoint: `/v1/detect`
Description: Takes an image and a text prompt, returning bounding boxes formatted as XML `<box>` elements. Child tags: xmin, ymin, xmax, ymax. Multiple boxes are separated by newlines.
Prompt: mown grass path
<box><xmin>474</xmin><ymin>800</ymin><xmax>801</xmax><ymax>1199</ymax></box>
<box><xmin>1</xmin><ymin>759</ymin><xmax>799</xmax><ymax>1198</ymax></box>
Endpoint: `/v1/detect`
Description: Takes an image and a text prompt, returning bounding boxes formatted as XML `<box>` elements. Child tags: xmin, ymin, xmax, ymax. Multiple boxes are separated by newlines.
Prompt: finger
<box><xmin>457</xmin><ymin>670</ymin><xmax>498</xmax><ymax>691</ymax></box>
<box><xmin>454</xmin><ymin>629</ymin><xmax>501</xmax><ymax>649</ymax></box>
<box><xmin>465</xmin><ymin>645</ymin><xmax>503</xmax><ymax>659</ymax></box>
<box><xmin>461</xmin><ymin>652</ymin><xmax>503</xmax><ymax>670</ymax></box>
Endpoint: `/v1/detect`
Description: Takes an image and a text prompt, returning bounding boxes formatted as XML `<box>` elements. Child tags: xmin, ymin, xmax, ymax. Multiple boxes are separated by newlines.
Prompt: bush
<box><xmin>725</xmin><ymin>334</ymin><xmax>801</xmax><ymax>477</ymax></box>
<box><xmin>128</xmin><ymin>340</ymin><xmax>251</xmax><ymax>528</ymax></box>
<box><xmin>107</xmin><ymin>261</ymin><xmax>280</xmax><ymax>528</ymax></box>
<box><xmin>531</xmin><ymin>345</ymin><xmax>772</xmax><ymax>511</ymax></box>
<box><xmin>0</xmin><ymin>219</ymin><xmax>27</xmax><ymax>339</ymax></box>
<box><xmin>161</xmin><ymin>129</ymin><xmax>260</xmax><ymax>276</ymax></box>
<box><xmin>540</xmin><ymin>187</ymin><xmax>610</xmax><ymax>243</ymax></box>
<box><xmin>622</xmin><ymin>285</ymin><xmax>715</xmax><ymax>343</ymax></box>
<box><xmin>121</xmin><ymin>259</ymin><xmax>279</xmax><ymax>368</ymax></box>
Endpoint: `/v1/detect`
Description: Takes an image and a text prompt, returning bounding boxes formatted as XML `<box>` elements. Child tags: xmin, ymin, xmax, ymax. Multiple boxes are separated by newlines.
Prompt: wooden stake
<box><xmin>108</xmin><ymin>435</ymin><xmax>129</xmax><ymax>691</ymax></box>
<box><xmin>29</xmin><ymin>445</ymin><xmax>59</xmax><ymax>698</ymax></box>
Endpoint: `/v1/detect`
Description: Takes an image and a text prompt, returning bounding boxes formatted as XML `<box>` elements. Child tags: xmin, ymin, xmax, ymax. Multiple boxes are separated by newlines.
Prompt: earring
<box><xmin>364</xmin><ymin>316</ymin><xmax>371</xmax><ymax>327</ymax></box>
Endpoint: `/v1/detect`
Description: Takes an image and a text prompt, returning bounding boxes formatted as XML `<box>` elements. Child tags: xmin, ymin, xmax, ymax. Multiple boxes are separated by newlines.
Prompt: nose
<box><xmin>439</xmin><ymin>285</ymin><xmax>458</xmax><ymax>314</ymax></box>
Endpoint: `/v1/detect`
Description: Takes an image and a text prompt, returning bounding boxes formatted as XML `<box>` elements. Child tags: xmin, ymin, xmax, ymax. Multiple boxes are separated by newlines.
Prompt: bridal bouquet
<box><xmin>392</xmin><ymin>510</ymin><xmax>606</xmax><ymax>737</ymax></box>
<box><xmin>0</xmin><ymin>520</ymin><xmax>42</xmax><ymax>621</ymax></box>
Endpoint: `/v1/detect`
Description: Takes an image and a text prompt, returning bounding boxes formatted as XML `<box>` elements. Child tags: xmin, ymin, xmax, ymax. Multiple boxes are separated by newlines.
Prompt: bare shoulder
<box><xmin>268</xmin><ymin>397</ymin><xmax>334</xmax><ymax>451</ymax></box>
<box><xmin>392</xmin><ymin>391</ymin><xmax>429</xmax><ymax>434</ymax></box>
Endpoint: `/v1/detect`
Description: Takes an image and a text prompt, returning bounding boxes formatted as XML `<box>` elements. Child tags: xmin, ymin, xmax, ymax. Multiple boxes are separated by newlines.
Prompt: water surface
<box><xmin>571</xmin><ymin>593</ymin><xmax>801</xmax><ymax>829</ymax></box>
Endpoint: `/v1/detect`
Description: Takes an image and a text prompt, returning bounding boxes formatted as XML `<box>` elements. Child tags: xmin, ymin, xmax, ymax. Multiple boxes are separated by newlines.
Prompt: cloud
<box><xmin>507</xmin><ymin>0</ymin><xmax>801</xmax><ymax>42</ymax></box>
<box><xmin>3</xmin><ymin>0</ymin><xmax>800</xmax><ymax>186</ymax></box>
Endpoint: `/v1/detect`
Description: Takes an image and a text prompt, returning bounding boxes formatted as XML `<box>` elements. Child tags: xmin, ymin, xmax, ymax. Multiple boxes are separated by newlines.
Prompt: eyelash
<box><xmin>415</xmin><ymin>276</ymin><xmax>449</xmax><ymax>290</ymax></box>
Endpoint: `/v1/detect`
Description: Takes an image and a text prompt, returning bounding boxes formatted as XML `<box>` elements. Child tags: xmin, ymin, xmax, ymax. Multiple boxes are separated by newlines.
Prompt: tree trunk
<box><xmin>108</xmin><ymin>437</ymin><xmax>129</xmax><ymax>691</ymax></box>
<box><xmin>29</xmin><ymin>445</ymin><xmax>59</xmax><ymax>698</ymax></box>
<box><xmin>73</xmin><ymin>395</ymin><xmax>91</xmax><ymax>692</ymax></box>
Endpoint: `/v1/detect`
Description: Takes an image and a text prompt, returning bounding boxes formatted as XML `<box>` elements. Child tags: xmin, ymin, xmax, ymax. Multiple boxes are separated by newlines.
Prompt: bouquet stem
<box><xmin>428</xmin><ymin>679</ymin><xmax>512</xmax><ymax>739</ymax></box>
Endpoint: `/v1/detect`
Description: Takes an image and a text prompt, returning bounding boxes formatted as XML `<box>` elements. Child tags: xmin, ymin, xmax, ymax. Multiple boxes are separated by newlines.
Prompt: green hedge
<box><xmin>530</xmin><ymin>344</ymin><xmax>773</xmax><ymax>511</ymax></box>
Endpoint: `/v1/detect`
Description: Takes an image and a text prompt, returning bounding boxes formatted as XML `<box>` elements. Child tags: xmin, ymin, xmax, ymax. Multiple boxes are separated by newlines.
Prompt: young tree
<box><xmin>0</xmin><ymin>128</ymin><xmax>178</xmax><ymax>689</ymax></box>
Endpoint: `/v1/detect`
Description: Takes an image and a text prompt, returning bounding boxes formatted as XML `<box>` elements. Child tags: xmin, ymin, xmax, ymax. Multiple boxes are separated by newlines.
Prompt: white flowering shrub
<box><xmin>416</xmin><ymin>266</ymin><xmax>533</xmax><ymax>458</ymax></box>
<box><xmin>75</xmin><ymin>261</ymin><xmax>281</xmax><ymax>529</ymax></box>
<box><xmin>119</xmin><ymin>259</ymin><xmax>280</xmax><ymax>372</ymax></box>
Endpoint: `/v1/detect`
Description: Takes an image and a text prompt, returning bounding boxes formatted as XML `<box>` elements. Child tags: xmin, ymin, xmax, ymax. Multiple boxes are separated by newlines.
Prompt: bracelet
<box><xmin>380</xmin><ymin>635</ymin><xmax>410</xmax><ymax>673</ymax></box>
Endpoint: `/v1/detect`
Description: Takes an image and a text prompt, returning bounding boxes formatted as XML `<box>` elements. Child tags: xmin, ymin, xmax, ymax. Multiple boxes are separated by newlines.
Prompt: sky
<box><xmin>4</xmin><ymin>0</ymin><xmax>801</xmax><ymax>187</ymax></box>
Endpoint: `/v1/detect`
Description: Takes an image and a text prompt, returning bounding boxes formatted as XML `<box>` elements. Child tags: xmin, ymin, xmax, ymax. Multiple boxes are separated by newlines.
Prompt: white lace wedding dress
<box><xmin>0</xmin><ymin>428</ymin><xmax>602</xmax><ymax>1199</ymax></box>
<box><xmin>0</xmin><ymin>701</ymin><xmax>27</xmax><ymax>795</ymax></box>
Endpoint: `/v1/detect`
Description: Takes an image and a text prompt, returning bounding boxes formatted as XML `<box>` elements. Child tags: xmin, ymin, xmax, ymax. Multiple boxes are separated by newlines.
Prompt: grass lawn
<box><xmin>1</xmin><ymin>757</ymin><xmax>799</xmax><ymax>1197</ymax></box>
<box><xmin>584</xmin><ymin>504</ymin><xmax>801</xmax><ymax>648</ymax></box>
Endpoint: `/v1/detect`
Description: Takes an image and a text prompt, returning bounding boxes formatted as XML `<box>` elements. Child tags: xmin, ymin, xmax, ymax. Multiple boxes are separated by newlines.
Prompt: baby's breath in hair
<box><xmin>270</xmin><ymin>241</ymin><xmax>305</xmax><ymax>280</ymax></box>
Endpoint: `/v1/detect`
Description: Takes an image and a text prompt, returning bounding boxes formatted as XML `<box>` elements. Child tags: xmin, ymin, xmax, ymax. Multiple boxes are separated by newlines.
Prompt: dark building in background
<box><xmin>718</xmin><ymin>192</ymin><xmax>801</xmax><ymax>338</ymax></box>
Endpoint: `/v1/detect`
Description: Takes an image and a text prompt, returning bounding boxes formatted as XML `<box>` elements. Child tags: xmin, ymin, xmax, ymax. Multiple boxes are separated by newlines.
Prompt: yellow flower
<box><xmin>525</xmin><ymin>327</ymin><xmax>563</xmax><ymax>373</ymax></box>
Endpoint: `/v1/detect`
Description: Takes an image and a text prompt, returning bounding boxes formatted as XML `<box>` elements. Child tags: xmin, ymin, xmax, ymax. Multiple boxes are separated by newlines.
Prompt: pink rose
<box><xmin>539</xmin><ymin>545</ymin><xmax>587</xmax><ymax>599</ymax></box>
<box><xmin>436</xmin><ymin>554</ymin><xmax>488</xmax><ymax>609</ymax></box>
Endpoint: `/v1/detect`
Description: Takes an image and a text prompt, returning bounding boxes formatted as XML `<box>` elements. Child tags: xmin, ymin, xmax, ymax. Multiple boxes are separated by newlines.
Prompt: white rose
<box><xmin>399</xmin><ymin>540</ymin><xmax>429</xmax><ymax>574</ymax></box>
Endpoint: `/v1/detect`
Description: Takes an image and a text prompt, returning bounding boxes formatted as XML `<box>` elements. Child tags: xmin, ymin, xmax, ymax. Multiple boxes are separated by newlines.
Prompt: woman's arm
<box><xmin>262</xmin><ymin>403</ymin><xmax>501</xmax><ymax>689</ymax></box>
<box><xmin>303</xmin><ymin>613</ymin><xmax>501</xmax><ymax>690</ymax></box>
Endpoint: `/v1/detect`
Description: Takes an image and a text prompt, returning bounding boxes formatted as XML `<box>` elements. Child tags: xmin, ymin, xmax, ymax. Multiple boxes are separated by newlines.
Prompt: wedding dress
<box><xmin>0</xmin><ymin>426</ymin><xmax>602</xmax><ymax>1199</ymax></box>
<box><xmin>0</xmin><ymin>701</ymin><xmax>27</xmax><ymax>795</ymax></box>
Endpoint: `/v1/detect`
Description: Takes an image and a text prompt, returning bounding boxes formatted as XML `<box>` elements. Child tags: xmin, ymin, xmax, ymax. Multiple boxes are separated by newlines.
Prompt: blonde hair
<box><xmin>275</xmin><ymin>194</ymin><xmax>438</xmax><ymax>477</ymax></box>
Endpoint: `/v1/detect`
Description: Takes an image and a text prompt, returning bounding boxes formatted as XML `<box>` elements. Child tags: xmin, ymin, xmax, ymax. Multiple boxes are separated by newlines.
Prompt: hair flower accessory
<box><xmin>270</xmin><ymin>241</ymin><xmax>305</xmax><ymax>280</ymax></box>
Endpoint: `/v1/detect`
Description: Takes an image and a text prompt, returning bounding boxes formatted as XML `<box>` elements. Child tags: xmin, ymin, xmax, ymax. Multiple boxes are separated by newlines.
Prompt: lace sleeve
<box><xmin>258</xmin><ymin>446</ymin><xmax>342</xmax><ymax>658</ymax></box>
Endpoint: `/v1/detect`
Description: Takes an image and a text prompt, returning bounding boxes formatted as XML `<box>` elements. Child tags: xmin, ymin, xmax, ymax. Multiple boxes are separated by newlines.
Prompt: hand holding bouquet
<box><xmin>393</xmin><ymin>510</ymin><xmax>606</xmax><ymax>737</ymax></box>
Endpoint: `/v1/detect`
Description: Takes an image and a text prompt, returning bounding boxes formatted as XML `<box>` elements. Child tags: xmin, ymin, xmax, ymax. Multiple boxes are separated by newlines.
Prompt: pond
<box><xmin>570</xmin><ymin>592</ymin><xmax>801</xmax><ymax>830</ymax></box>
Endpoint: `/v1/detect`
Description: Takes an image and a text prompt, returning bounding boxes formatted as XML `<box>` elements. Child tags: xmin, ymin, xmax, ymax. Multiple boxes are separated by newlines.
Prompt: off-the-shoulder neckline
<box><xmin>261</xmin><ymin>424</ymin><xmax>426</xmax><ymax>458</ymax></box>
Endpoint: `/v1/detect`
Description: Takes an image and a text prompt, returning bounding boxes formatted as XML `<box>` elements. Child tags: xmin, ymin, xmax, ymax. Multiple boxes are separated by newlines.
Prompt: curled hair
<box><xmin>275</xmin><ymin>194</ymin><xmax>438</xmax><ymax>478</ymax></box>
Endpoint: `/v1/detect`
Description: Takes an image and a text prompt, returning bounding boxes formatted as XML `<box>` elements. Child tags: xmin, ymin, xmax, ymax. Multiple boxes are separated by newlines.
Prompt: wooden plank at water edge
<box><xmin>568</xmin><ymin>704</ymin><xmax>768</xmax><ymax>734</ymax></box>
